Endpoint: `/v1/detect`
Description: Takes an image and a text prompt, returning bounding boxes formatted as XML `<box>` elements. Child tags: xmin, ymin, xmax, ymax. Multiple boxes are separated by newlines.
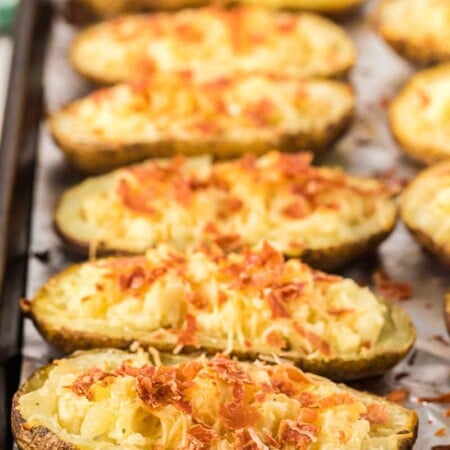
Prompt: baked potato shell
<box><xmin>389</xmin><ymin>65</ymin><xmax>450</xmax><ymax>165</ymax></box>
<box><xmin>54</xmin><ymin>160</ymin><xmax>397</xmax><ymax>271</ymax></box>
<box><xmin>70</xmin><ymin>9</ymin><xmax>356</xmax><ymax>86</ymax></box>
<box><xmin>400</xmin><ymin>161</ymin><xmax>450</xmax><ymax>266</ymax></box>
<box><xmin>12</xmin><ymin>348</ymin><xmax>418</xmax><ymax>450</ymax></box>
<box><xmin>23</xmin><ymin>263</ymin><xmax>415</xmax><ymax>381</ymax></box>
<box><xmin>49</xmin><ymin>79</ymin><xmax>355</xmax><ymax>174</ymax></box>
<box><xmin>72</xmin><ymin>0</ymin><xmax>364</xmax><ymax>17</ymax></box>
<box><xmin>373</xmin><ymin>0</ymin><xmax>450</xmax><ymax>64</ymax></box>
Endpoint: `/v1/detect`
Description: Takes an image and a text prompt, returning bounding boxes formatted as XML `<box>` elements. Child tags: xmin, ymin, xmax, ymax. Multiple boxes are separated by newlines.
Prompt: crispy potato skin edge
<box><xmin>11</xmin><ymin>349</ymin><xmax>418</xmax><ymax>449</ymax></box>
<box><xmin>54</xmin><ymin>213</ymin><xmax>395</xmax><ymax>272</ymax></box>
<box><xmin>25</xmin><ymin>261</ymin><xmax>414</xmax><ymax>382</ymax></box>
<box><xmin>49</xmin><ymin>103</ymin><xmax>354</xmax><ymax>174</ymax></box>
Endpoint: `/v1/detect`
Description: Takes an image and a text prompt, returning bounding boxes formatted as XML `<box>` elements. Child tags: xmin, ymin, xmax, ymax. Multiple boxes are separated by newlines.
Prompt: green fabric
<box><xmin>0</xmin><ymin>0</ymin><xmax>17</xmax><ymax>31</ymax></box>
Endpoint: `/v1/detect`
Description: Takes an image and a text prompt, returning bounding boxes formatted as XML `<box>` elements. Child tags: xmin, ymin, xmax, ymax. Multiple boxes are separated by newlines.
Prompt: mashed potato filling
<box><xmin>74</xmin><ymin>152</ymin><xmax>395</xmax><ymax>255</ymax></box>
<box><xmin>36</xmin><ymin>242</ymin><xmax>387</xmax><ymax>358</ymax></box>
<box><xmin>71</xmin><ymin>7</ymin><xmax>355</xmax><ymax>83</ymax></box>
<box><xmin>18</xmin><ymin>350</ymin><xmax>403</xmax><ymax>450</ymax></box>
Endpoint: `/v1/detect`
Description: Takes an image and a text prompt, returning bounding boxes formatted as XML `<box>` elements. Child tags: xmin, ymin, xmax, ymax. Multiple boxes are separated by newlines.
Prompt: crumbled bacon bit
<box><xmin>70</xmin><ymin>367</ymin><xmax>115</xmax><ymax>400</ymax></box>
<box><xmin>419</xmin><ymin>392</ymin><xmax>450</xmax><ymax>404</ymax></box>
<box><xmin>214</xmin><ymin>234</ymin><xmax>242</xmax><ymax>252</ymax></box>
<box><xmin>177</xmin><ymin>314</ymin><xmax>198</xmax><ymax>346</ymax></box>
<box><xmin>338</xmin><ymin>430</ymin><xmax>347</xmax><ymax>443</ymax></box>
<box><xmin>244</xmin><ymin>98</ymin><xmax>276</xmax><ymax>126</ymax></box>
<box><xmin>364</xmin><ymin>403</ymin><xmax>390</xmax><ymax>425</ymax></box>
<box><xmin>386</xmin><ymin>388</ymin><xmax>410</xmax><ymax>404</ymax></box>
<box><xmin>276</xmin><ymin>17</ymin><xmax>296</xmax><ymax>32</ymax></box>
<box><xmin>277</xmin><ymin>153</ymin><xmax>313</xmax><ymax>178</ymax></box>
<box><xmin>188</xmin><ymin>291</ymin><xmax>210</xmax><ymax>310</ymax></box>
<box><xmin>417</xmin><ymin>89</ymin><xmax>430</xmax><ymax>107</ymax></box>
<box><xmin>267</xmin><ymin>291</ymin><xmax>291</xmax><ymax>318</ymax></box>
<box><xmin>193</xmin><ymin>121</ymin><xmax>220</xmax><ymax>134</ymax></box>
<box><xmin>185</xmin><ymin>424</ymin><xmax>217</xmax><ymax>449</ymax></box>
<box><xmin>174</xmin><ymin>23</ymin><xmax>203</xmax><ymax>42</ymax></box>
<box><xmin>238</xmin><ymin>154</ymin><xmax>257</xmax><ymax>171</ymax></box>
<box><xmin>318</xmin><ymin>393</ymin><xmax>355</xmax><ymax>408</ymax></box>
<box><xmin>311</xmin><ymin>270</ymin><xmax>342</xmax><ymax>284</ymax></box>
<box><xmin>436</xmin><ymin>428</ymin><xmax>447</xmax><ymax>437</ymax></box>
<box><xmin>281</xmin><ymin>201</ymin><xmax>309</xmax><ymax>219</ymax></box>
<box><xmin>265</xmin><ymin>330</ymin><xmax>287</xmax><ymax>349</ymax></box>
<box><xmin>445</xmin><ymin>408</ymin><xmax>450</xmax><ymax>417</ymax></box>
<box><xmin>217</xmin><ymin>197</ymin><xmax>243</xmax><ymax>218</ymax></box>
<box><xmin>208</xmin><ymin>356</ymin><xmax>254</xmax><ymax>385</ymax></box>
<box><xmin>373</xmin><ymin>270</ymin><xmax>413</xmax><ymax>301</ymax></box>
<box><xmin>219</xmin><ymin>399</ymin><xmax>260</xmax><ymax>430</ymax></box>
<box><xmin>270</xmin><ymin>365</ymin><xmax>310</xmax><ymax>397</ymax></box>
<box><xmin>278</xmin><ymin>420</ymin><xmax>318</xmax><ymax>445</ymax></box>
<box><xmin>327</xmin><ymin>308</ymin><xmax>354</xmax><ymax>316</ymax></box>
<box><xmin>293</xmin><ymin>323</ymin><xmax>331</xmax><ymax>356</ymax></box>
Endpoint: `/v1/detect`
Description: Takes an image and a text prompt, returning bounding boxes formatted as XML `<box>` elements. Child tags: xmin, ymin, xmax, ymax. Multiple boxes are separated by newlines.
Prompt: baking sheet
<box><xmin>21</xmin><ymin>1</ymin><xmax>450</xmax><ymax>447</ymax></box>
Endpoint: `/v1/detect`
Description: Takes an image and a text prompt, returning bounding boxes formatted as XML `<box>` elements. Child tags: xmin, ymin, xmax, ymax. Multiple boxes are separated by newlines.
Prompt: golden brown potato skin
<box><xmin>54</xmin><ymin>209</ymin><xmax>395</xmax><ymax>272</ymax></box>
<box><xmin>373</xmin><ymin>0</ymin><xmax>450</xmax><ymax>64</ymax></box>
<box><xmin>400</xmin><ymin>162</ymin><xmax>450</xmax><ymax>266</ymax></box>
<box><xmin>50</xmin><ymin>110</ymin><xmax>354</xmax><ymax>175</ymax></box>
<box><xmin>389</xmin><ymin>65</ymin><xmax>450</xmax><ymax>166</ymax></box>
<box><xmin>12</xmin><ymin>349</ymin><xmax>418</xmax><ymax>450</ymax></box>
<box><xmin>70</xmin><ymin>0</ymin><xmax>364</xmax><ymax>18</ymax></box>
<box><xmin>22</xmin><ymin>272</ymin><xmax>415</xmax><ymax>382</ymax></box>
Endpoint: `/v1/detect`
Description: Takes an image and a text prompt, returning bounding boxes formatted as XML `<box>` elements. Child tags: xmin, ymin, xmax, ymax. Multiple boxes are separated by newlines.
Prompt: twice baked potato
<box><xmin>22</xmin><ymin>243</ymin><xmax>415</xmax><ymax>380</ymax></box>
<box><xmin>400</xmin><ymin>161</ymin><xmax>450</xmax><ymax>266</ymax></box>
<box><xmin>70</xmin><ymin>7</ymin><xmax>356</xmax><ymax>85</ymax></box>
<box><xmin>50</xmin><ymin>74</ymin><xmax>355</xmax><ymax>173</ymax></box>
<box><xmin>389</xmin><ymin>65</ymin><xmax>450</xmax><ymax>165</ymax></box>
<box><xmin>54</xmin><ymin>151</ymin><xmax>397</xmax><ymax>269</ymax></box>
<box><xmin>374</xmin><ymin>0</ymin><xmax>450</xmax><ymax>64</ymax></box>
<box><xmin>72</xmin><ymin>0</ymin><xmax>364</xmax><ymax>17</ymax></box>
<box><xmin>12</xmin><ymin>349</ymin><xmax>418</xmax><ymax>449</ymax></box>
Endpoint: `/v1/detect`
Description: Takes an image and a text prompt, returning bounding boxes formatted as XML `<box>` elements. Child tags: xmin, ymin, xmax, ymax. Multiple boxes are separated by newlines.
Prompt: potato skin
<box><xmin>389</xmin><ymin>65</ymin><xmax>450</xmax><ymax>166</ymax></box>
<box><xmin>373</xmin><ymin>0</ymin><xmax>450</xmax><ymax>64</ymax></box>
<box><xmin>70</xmin><ymin>0</ymin><xmax>364</xmax><ymax>19</ymax></box>
<box><xmin>23</xmin><ymin>270</ymin><xmax>415</xmax><ymax>382</ymax></box>
<box><xmin>11</xmin><ymin>349</ymin><xmax>418</xmax><ymax>450</ymax></box>
<box><xmin>50</xmin><ymin>108</ymin><xmax>354</xmax><ymax>175</ymax></box>
<box><xmin>400</xmin><ymin>162</ymin><xmax>450</xmax><ymax>266</ymax></box>
<box><xmin>11</xmin><ymin>365</ymin><xmax>77</xmax><ymax>450</ymax></box>
<box><xmin>54</xmin><ymin>210</ymin><xmax>395</xmax><ymax>272</ymax></box>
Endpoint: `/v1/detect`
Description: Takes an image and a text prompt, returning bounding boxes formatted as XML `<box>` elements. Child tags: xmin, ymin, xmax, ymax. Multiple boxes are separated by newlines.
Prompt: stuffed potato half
<box><xmin>49</xmin><ymin>74</ymin><xmax>355</xmax><ymax>173</ymax></box>
<box><xmin>54</xmin><ymin>152</ymin><xmax>397</xmax><ymax>270</ymax></box>
<box><xmin>12</xmin><ymin>349</ymin><xmax>418</xmax><ymax>450</ymax></box>
<box><xmin>22</xmin><ymin>243</ymin><xmax>415</xmax><ymax>381</ymax></box>
<box><xmin>70</xmin><ymin>7</ymin><xmax>356</xmax><ymax>85</ymax></box>
<box><xmin>400</xmin><ymin>161</ymin><xmax>450</xmax><ymax>266</ymax></box>
<box><xmin>72</xmin><ymin>0</ymin><xmax>364</xmax><ymax>17</ymax></box>
<box><xmin>374</xmin><ymin>0</ymin><xmax>450</xmax><ymax>64</ymax></box>
<box><xmin>389</xmin><ymin>65</ymin><xmax>450</xmax><ymax>165</ymax></box>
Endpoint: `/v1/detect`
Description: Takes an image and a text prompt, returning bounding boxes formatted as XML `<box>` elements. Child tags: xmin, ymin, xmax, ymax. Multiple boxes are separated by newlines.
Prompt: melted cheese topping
<box><xmin>401</xmin><ymin>162</ymin><xmax>450</xmax><ymax>249</ymax></box>
<box><xmin>71</xmin><ymin>6</ymin><xmax>356</xmax><ymax>84</ymax></box>
<box><xmin>18</xmin><ymin>350</ymin><xmax>410</xmax><ymax>450</ymax></box>
<box><xmin>61</xmin><ymin>152</ymin><xmax>396</xmax><ymax>255</ymax></box>
<box><xmin>51</xmin><ymin>74</ymin><xmax>354</xmax><ymax>146</ymax></box>
<box><xmin>35</xmin><ymin>243</ymin><xmax>387</xmax><ymax>357</ymax></box>
<box><xmin>377</xmin><ymin>0</ymin><xmax>450</xmax><ymax>61</ymax></box>
<box><xmin>390</xmin><ymin>65</ymin><xmax>450</xmax><ymax>163</ymax></box>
